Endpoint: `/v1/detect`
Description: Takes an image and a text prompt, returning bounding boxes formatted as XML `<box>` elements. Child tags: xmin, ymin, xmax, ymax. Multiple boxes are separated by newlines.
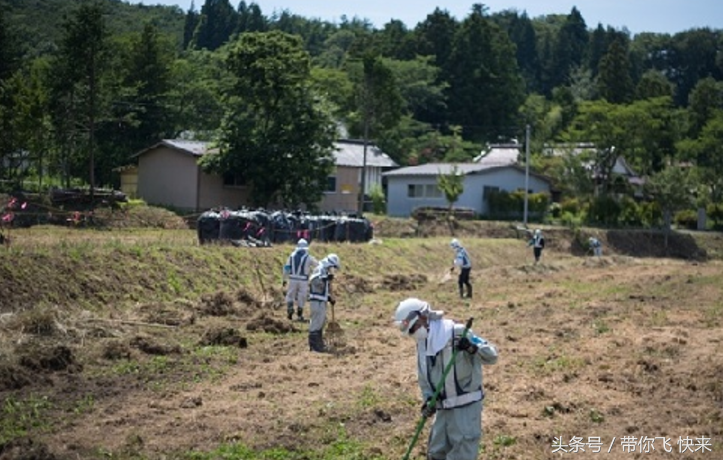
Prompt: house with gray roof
<box><xmin>127</xmin><ymin>139</ymin><xmax>396</xmax><ymax>212</ymax></box>
<box><xmin>383</xmin><ymin>162</ymin><xmax>551</xmax><ymax>218</ymax></box>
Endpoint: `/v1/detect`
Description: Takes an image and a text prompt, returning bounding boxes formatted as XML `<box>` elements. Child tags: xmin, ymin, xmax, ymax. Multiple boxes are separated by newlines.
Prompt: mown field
<box><xmin>1</xmin><ymin>219</ymin><xmax>722</xmax><ymax>460</ymax></box>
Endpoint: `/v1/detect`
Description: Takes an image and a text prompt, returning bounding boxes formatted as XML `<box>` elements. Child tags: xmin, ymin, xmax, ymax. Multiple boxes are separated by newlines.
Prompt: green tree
<box><xmin>202</xmin><ymin>31</ymin><xmax>337</xmax><ymax>208</ymax></box>
<box><xmin>494</xmin><ymin>10</ymin><xmax>539</xmax><ymax>93</ymax></box>
<box><xmin>192</xmin><ymin>0</ymin><xmax>238</xmax><ymax>51</ymax></box>
<box><xmin>564</xmin><ymin>100</ymin><xmax>628</xmax><ymax>195</ymax></box>
<box><xmin>598</xmin><ymin>38</ymin><xmax>634</xmax><ymax>104</ymax></box>
<box><xmin>413</xmin><ymin>7</ymin><xmax>458</xmax><ymax>69</ymax></box>
<box><xmin>644</xmin><ymin>163</ymin><xmax>695</xmax><ymax>246</ymax></box>
<box><xmin>168</xmin><ymin>49</ymin><xmax>228</xmax><ymax>138</ymax></box>
<box><xmin>347</xmin><ymin>53</ymin><xmax>404</xmax><ymax>212</ymax></box>
<box><xmin>437</xmin><ymin>164</ymin><xmax>465</xmax><ymax>233</ymax></box>
<box><xmin>668</xmin><ymin>28</ymin><xmax>721</xmax><ymax>106</ymax></box>
<box><xmin>236</xmin><ymin>1</ymin><xmax>267</xmax><ymax>34</ymax></box>
<box><xmin>445</xmin><ymin>4</ymin><xmax>524</xmax><ymax>142</ymax></box>
<box><xmin>677</xmin><ymin>110</ymin><xmax>723</xmax><ymax>203</ymax></box>
<box><xmin>7</xmin><ymin>61</ymin><xmax>52</xmax><ymax>189</ymax></box>
<box><xmin>550</xmin><ymin>7</ymin><xmax>588</xmax><ymax>90</ymax></box>
<box><xmin>687</xmin><ymin>77</ymin><xmax>723</xmax><ymax>137</ymax></box>
<box><xmin>0</xmin><ymin>7</ymin><xmax>19</xmax><ymax>83</ymax></box>
<box><xmin>382</xmin><ymin>56</ymin><xmax>447</xmax><ymax>125</ymax></box>
<box><xmin>0</xmin><ymin>7</ymin><xmax>22</xmax><ymax>187</ymax></box>
<box><xmin>636</xmin><ymin>70</ymin><xmax>674</xmax><ymax>100</ymax></box>
<box><xmin>58</xmin><ymin>1</ymin><xmax>108</xmax><ymax>193</ymax></box>
<box><xmin>123</xmin><ymin>22</ymin><xmax>175</xmax><ymax>149</ymax></box>
<box><xmin>182</xmin><ymin>1</ymin><xmax>200</xmax><ymax>49</ymax></box>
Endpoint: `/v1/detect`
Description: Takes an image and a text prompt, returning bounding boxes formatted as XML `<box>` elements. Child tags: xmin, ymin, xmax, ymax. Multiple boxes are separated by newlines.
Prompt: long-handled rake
<box><xmin>402</xmin><ymin>317</ymin><xmax>474</xmax><ymax>460</ymax></box>
<box><xmin>326</xmin><ymin>300</ymin><xmax>345</xmax><ymax>348</ymax></box>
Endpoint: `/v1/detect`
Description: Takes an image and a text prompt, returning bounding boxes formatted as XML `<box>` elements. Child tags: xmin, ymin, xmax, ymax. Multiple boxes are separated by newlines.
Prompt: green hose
<box><xmin>402</xmin><ymin>317</ymin><xmax>474</xmax><ymax>460</ymax></box>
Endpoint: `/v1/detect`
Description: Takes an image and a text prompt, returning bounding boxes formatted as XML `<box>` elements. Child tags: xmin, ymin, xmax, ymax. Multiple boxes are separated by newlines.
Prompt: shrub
<box><xmin>618</xmin><ymin>196</ymin><xmax>643</xmax><ymax>227</ymax></box>
<box><xmin>548</xmin><ymin>202</ymin><xmax>562</xmax><ymax>219</ymax></box>
<box><xmin>561</xmin><ymin>211</ymin><xmax>584</xmax><ymax>229</ymax></box>
<box><xmin>707</xmin><ymin>203</ymin><xmax>723</xmax><ymax>229</ymax></box>
<box><xmin>674</xmin><ymin>209</ymin><xmax>698</xmax><ymax>230</ymax></box>
<box><xmin>369</xmin><ymin>184</ymin><xmax>386</xmax><ymax>215</ymax></box>
<box><xmin>488</xmin><ymin>190</ymin><xmax>549</xmax><ymax>221</ymax></box>
<box><xmin>560</xmin><ymin>197</ymin><xmax>582</xmax><ymax>215</ymax></box>
<box><xmin>586</xmin><ymin>195</ymin><xmax>621</xmax><ymax>226</ymax></box>
<box><xmin>639</xmin><ymin>201</ymin><xmax>662</xmax><ymax>227</ymax></box>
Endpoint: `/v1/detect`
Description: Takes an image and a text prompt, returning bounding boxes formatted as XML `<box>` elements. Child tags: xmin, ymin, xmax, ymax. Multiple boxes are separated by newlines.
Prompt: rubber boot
<box><xmin>296</xmin><ymin>307</ymin><xmax>305</xmax><ymax>322</ymax></box>
<box><xmin>466</xmin><ymin>284</ymin><xmax>473</xmax><ymax>299</ymax></box>
<box><xmin>309</xmin><ymin>331</ymin><xmax>327</xmax><ymax>353</ymax></box>
<box><xmin>286</xmin><ymin>301</ymin><xmax>294</xmax><ymax>320</ymax></box>
<box><xmin>459</xmin><ymin>284</ymin><xmax>465</xmax><ymax>299</ymax></box>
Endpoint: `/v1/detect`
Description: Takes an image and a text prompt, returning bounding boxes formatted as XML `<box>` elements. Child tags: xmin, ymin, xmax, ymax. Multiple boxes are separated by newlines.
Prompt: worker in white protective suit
<box><xmin>449</xmin><ymin>238</ymin><xmax>472</xmax><ymax>299</ymax></box>
<box><xmin>307</xmin><ymin>253</ymin><xmax>340</xmax><ymax>353</ymax></box>
<box><xmin>589</xmin><ymin>237</ymin><xmax>603</xmax><ymax>257</ymax></box>
<box><xmin>282</xmin><ymin>238</ymin><xmax>317</xmax><ymax>321</ymax></box>
<box><xmin>394</xmin><ymin>298</ymin><xmax>498</xmax><ymax>460</ymax></box>
<box><xmin>527</xmin><ymin>228</ymin><xmax>545</xmax><ymax>264</ymax></box>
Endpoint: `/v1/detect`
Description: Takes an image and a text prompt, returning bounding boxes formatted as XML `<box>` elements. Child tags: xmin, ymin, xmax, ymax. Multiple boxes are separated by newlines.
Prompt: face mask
<box><xmin>412</xmin><ymin>326</ymin><xmax>428</xmax><ymax>341</ymax></box>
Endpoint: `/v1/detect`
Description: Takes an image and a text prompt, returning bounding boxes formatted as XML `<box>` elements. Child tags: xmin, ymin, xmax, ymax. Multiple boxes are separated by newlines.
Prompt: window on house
<box><xmin>483</xmin><ymin>186</ymin><xmax>500</xmax><ymax>200</ymax></box>
<box><xmin>223</xmin><ymin>172</ymin><xmax>247</xmax><ymax>187</ymax></box>
<box><xmin>407</xmin><ymin>184</ymin><xmax>423</xmax><ymax>197</ymax></box>
<box><xmin>326</xmin><ymin>176</ymin><xmax>337</xmax><ymax>193</ymax></box>
<box><xmin>425</xmin><ymin>184</ymin><xmax>443</xmax><ymax>198</ymax></box>
<box><xmin>408</xmin><ymin>184</ymin><xmax>442</xmax><ymax>198</ymax></box>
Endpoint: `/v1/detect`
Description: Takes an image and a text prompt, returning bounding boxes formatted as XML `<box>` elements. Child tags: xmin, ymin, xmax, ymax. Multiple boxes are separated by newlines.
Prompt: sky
<box><xmin>135</xmin><ymin>0</ymin><xmax>723</xmax><ymax>35</ymax></box>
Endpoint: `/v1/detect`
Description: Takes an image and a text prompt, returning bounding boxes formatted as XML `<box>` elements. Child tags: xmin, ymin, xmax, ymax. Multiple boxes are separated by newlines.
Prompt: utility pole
<box><xmin>523</xmin><ymin>124</ymin><xmax>531</xmax><ymax>226</ymax></box>
<box><xmin>359</xmin><ymin>116</ymin><xmax>369</xmax><ymax>216</ymax></box>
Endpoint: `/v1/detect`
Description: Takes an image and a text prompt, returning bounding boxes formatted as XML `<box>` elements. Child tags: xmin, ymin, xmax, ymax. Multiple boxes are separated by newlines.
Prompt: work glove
<box><xmin>282</xmin><ymin>281</ymin><xmax>287</xmax><ymax>288</ymax></box>
<box><xmin>421</xmin><ymin>397</ymin><xmax>436</xmax><ymax>418</ymax></box>
<box><xmin>456</xmin><ymin>337</ymin><xmax>478</xmax><ymax>354</ymax></box>
<box><xmin>328</xmin><ymin>296</ymin><xmax>336</xmax><ymax>306</ymax></box>
<box><xmin>449</xmin><ymin>266</ymin><xmax>455</xmax><ymax>273</ymax></box>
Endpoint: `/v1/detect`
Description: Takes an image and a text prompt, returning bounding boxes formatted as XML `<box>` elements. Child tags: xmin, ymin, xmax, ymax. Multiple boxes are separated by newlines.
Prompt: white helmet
<box><xmin>450</xmin><ymin>238</ymin><xmax>461</xmax><ymax>249</ymax></box>
<box><xmin>534</xmin><ymin>229</ymin><xmax>542</xmax><ymax>236</ymax></box>
<box><xmin>325</xmin><ymin>253</ymin><xmax>340</xmax><ymax>270</ymax></box>
<box><xmin>297</xmin><ymin>238</ymin><xmax>309</xmax><ymax>249</ymax></box>
<box><xmin>394</xmin><ymin>298</ymin><xmax>429</xmax><ymax>334</ymax></box>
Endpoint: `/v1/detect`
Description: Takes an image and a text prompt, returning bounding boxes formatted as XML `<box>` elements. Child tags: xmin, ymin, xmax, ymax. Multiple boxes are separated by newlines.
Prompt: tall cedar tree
<box><xmin>59</xmin><ymin>2</ymin><xmax>107</xmax><ymax>194</ymax></box>
<box><xmin>445</xmin><ymin>4</ymin><xmax>524</xmax><ymax>142</ymax></box>
<box><xmin>598</xmin><ymin>38</ymin><xmax>634</xmax><ymax>104</ymax></box>
<box><xmin>203</xmin><ymin>31</ymin><xmax>337</xmax><ymax>208</ymax></box>
<box><xmin>124</xmin><ymin>22</ymin><xmax>174</xmax><ymax>151</ymax></box>
<box><xmin>192</xmin><ymin>0</ymin><xmax>237</xmax><ymax>51</ymax></box>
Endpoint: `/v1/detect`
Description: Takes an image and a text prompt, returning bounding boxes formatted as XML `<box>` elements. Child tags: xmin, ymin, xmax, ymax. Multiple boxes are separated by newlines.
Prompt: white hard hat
<box><xmin>326</xmin><ymin>253</ymin><xmax>340</xmax><ymax>269</ymax></box>
<box><xmin>534</xmin><ymin>229</ymin><xmax>541</xmax><ymax>236</ymax></box>
<box><xmin>394</xmin><ymin>298</ymin><xmax>429</xmax><ymax>334</ymax></box>
<box><xmin>450</xmin><ymin>238</ymin><xmax>460</xmax><ymax>248</ymax></box>
<box><xmin>297</xmin><ymin>238</ymin><xmax>309</xmax><ymax>248</ymax></box>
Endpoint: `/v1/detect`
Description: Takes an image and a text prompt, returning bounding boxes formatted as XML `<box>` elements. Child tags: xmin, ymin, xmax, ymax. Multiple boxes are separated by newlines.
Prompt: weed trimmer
<box><xmin>402</xmin><ymin>317</ymin><xmax>474</xmax><ymax>460</ymax></box>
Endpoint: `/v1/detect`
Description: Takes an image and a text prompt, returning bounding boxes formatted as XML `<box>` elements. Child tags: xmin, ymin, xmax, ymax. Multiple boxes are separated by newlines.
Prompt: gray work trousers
<box><xmin>427</xmin><ymin>400</ymin><xmax>482</xmax><ymax>460</ymax></box>
<box><xmin>309</xmin><ymin>299</ymin><xmax>327</xmax><ymax>332</ymax></box>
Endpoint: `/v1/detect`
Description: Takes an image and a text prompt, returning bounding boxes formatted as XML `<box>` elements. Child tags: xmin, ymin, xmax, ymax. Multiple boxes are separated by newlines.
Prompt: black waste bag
<box><xmin>219</xmin><ymin>211</ymin><xmax>249</xmax><ymax>241</ymax></box>
<box><xmin>271</xmin><ymin>211</ymin><xmax>297</xmax><ymax>244</ymax></box>
<box><xmin>198</xmin><ymin>211</ymin><xmax>221</xmax><ymax>245</ymax></box>
<box><xmin>197</xmin><ymin>209</ymin><xmax>373</xmax><ymax>245</ymax></box>
<box><xmin>316</xmin><ymin>216</ymin><xmax>337</xmax><ymax>242</ymax></box>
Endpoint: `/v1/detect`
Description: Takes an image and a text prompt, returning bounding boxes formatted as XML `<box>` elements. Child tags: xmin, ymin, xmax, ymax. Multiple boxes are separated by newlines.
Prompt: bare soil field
<box><xmin>0</xmin><ymin>220</ymin><xmax>722</xmax><ymax>460</ymax></box>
